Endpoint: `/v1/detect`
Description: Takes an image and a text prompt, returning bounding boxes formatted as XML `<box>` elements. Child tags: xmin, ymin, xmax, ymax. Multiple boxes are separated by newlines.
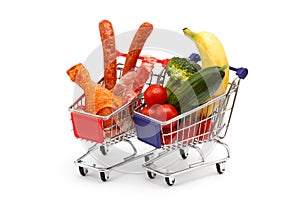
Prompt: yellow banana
<box><xmin>183</xmin><ymin>28</ymin><xmax>229</xmax><ymax>117</ymax></box>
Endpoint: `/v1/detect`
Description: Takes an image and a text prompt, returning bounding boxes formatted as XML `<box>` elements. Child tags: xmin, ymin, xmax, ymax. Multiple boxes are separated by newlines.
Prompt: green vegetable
<box><xmin>167</xmin><ymin>66</ymin><xmax>227</xmax><ymax>114</ymax></box>
<box><xmin>165</xmin><ymin>57</ymin><xmax>201</xmax><ymax>95</ymax></box>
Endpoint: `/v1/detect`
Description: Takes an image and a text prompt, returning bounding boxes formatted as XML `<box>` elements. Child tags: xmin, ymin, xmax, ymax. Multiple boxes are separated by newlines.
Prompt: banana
<box><xmin>183</xmin><ymin>28</ymin><xmax>229</xmax><ymax>117</ymax></box>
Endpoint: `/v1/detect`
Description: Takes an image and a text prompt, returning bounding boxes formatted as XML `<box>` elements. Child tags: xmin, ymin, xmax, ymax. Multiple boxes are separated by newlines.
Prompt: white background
<box><xmin>1</xmin><ymin>0</ymin><xmax>299</xmax><ymax>199</ymax></box>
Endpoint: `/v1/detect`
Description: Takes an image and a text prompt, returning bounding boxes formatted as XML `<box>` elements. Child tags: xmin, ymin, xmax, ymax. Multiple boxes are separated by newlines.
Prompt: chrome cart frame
<box><xmin>68</xmin><ymin>59</ymin><xmax>167</xmax><ymax>181</ymax></box>
<box><xmin>134</xmin><ymin>67</ymin><xmax>247</xmax><ymax>186</ymax></box>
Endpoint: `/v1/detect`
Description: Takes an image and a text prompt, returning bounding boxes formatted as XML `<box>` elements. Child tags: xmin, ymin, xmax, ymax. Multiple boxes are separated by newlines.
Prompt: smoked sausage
<box><xmin>99</xmin><ymin>20</ymin><xmax>117</xmax><ymax>90</ymax></box>
<box><xmin>122</xmin><ymin>22</ymin><xmax>153</xmax><ymax>76</ymax></box>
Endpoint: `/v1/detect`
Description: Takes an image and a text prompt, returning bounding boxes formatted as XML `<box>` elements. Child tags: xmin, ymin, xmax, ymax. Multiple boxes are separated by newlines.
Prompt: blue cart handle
<box><xmin>188</xmin><ymin>53</ymin><xmax>248</xmax><ymax>79</ymax></box>
<box><xmin>188</xmin><ymin>53</ymin><xmax>201</xmax><ymax>63</ymax></box>
<box><xmin>229</xmin><ymin>66</ymin><xmax>248</xmax><ymax>79</ymax></box>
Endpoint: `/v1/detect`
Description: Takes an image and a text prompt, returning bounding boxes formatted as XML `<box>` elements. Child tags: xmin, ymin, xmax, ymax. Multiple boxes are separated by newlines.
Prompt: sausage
<box><xmin>122</xmin><ymin>22</ymin><xmax>153</xmax><ymax>76</ymax></box>
<box><xmin>99</xmin><ymin>20</ymin><xmax>117</xmax><ymax>90</ymax></box>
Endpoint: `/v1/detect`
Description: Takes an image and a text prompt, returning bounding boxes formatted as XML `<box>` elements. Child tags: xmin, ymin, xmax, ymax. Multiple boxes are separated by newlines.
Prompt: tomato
<box><xmin>198</xmin><ymin>118</ymin><xmax>212</xmax><ymax>141</ymax></box>
<box><xmin>177</xmin><ymin>119</ymin><xmax>199</xmax><ymax>145</ymax></box>
<box><xmin>152</xmin><ymin>104</ymin><xmax>179</xmax><ymax>129</ymax></box>
<box><xmin>177</xmin><ymin>114</ymin><xmax>213</xmax><ymax>144</ymax></box>
<box><xmin>144</xmin><ymin>84</ymin><xmax>168</xmax><ymax>106</ymax></box>
<box><xmin>140</xmin><ymin>105</ymin><xmax>157</xmax><ymax>117</ymax></box>
<box><xmin>161</xmin><ymin>127</ymin><xmax>177</xmax><ymax>145</ymax></box>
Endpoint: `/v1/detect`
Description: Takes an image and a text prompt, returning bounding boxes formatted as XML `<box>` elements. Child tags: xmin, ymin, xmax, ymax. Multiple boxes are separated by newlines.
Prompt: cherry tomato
<box><xmin>152</xmin><ymin>104</ymin><xmax>179</xmax><ymax>129</ymax></box>
<box><xmin>144</xmin><ymin>84</ymin><xmax>168</xmax><ymax>106</ymax></box>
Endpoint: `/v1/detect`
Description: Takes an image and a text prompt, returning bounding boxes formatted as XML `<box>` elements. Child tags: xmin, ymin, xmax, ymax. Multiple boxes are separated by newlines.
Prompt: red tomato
<box><xmin>177</xmin><ymin>114</ymin><xmax>213</xmax><ymax>144</ymax></box>
<box><xmin>161</xmin><ymin>127</ymin><xmax>177</xmax><ymax>145</ymax></box>
<box><xmin>140</xmin><ymin>105</ymin><xmax>157</xmax><ymax>117</ymax></box>
<box><xmin>198</xmin><ymin>118</ymin><xmax>212</xmax><ymax>141</ymax></box>
<box><xmin>144</xmin><ymin>84</ymin><xmax>168</xmax><ymax>106</ymax></box>
<box><xmin>177</xmin><ymin>119</ymin><xmax>199</xmax><ymax>145</ymax></box>
<box><xmin>152</xmin><ymin>104</ymin><xmax>179</xmax><ymax>129</ymax></box>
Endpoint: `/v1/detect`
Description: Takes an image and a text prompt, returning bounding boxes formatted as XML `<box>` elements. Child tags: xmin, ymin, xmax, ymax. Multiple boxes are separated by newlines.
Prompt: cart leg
<box><xmin>191</xmin><ymin>144</ymin><xmax>205</xmax><ymax>162</ymax></box>
<box><xmin>215</xmin><ymin>139</ymin><xmax>230</xmax><ymax>159</ymax></box>
<box><xmin>144</xmin><ymin>153</ymin><xmax>157</xmax><ymax>179</ymax></box>
<box><xmin>74</xmin><ymin>144</ymin><xmax>98</xmax><ymax>167</ymax></box>
<box><xmin>123</xmin><ymin>139</ymin><xmax>138</xmax><ymax>161</ymax></box>
<box><xmin>76</xmin><ymin>143</ymin><xmax>98</xmax><ymax>162</ymax></box>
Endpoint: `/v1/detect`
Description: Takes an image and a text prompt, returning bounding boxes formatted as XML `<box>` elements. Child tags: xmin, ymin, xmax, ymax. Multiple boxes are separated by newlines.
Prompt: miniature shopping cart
<box><xmin>68</xmin><ymin>54</ymin><xmax>168</xmax><ymax>181</ymax></box>
<box><xmin>133</xmin><ymin>65</ymin><xmax>248</xmax><ymax>186</ymax></box>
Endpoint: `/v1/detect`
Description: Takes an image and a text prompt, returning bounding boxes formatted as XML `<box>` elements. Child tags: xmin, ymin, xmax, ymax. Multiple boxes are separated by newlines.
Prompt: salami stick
<box><xmin>99</xmin><ymin>20</ymin><xmax>117</xmax><ymax>90</ymax></box>
<box><xmin>122</xmin><ymin>22</ymin><xmax>153</xmax><ymax>76</ymax></box>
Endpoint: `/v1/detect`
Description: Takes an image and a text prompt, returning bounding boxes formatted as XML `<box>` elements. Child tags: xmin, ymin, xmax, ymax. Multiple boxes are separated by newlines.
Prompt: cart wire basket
<box><xmin>68</xmin><ymin>56</ymin><xmax>165</xmax><ymax>181</ymax></box>
<box><xmin>133</xmin><ymin>65</ymin><xmax>248</xmax><ymax>186</ymax></box>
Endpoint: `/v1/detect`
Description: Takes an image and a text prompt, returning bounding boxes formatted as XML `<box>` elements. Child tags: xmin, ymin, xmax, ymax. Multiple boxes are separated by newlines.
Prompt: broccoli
<box><xmin>165</xmin><ymin>57</ymin><xmax>201</xmax><ymax>94</ymax></box>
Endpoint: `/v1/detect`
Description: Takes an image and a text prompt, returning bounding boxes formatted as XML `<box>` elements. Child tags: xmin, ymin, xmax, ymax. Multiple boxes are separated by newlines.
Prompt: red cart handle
<box><xmin>116</xmin><ymin>50</ymin><xmax>170</xmax><ymax>67</ymax></box>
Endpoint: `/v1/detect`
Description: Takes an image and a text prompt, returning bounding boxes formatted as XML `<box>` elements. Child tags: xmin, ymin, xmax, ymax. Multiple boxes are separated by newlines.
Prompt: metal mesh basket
<box><xmin>133</xmin><ymin>70</ymin><xmax>241</xmax><ymax>151</ymax></box>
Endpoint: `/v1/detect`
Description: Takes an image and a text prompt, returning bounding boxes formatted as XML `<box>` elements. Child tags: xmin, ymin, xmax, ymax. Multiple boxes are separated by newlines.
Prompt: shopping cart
<box><xmin>133</xmin><ymin>64</ymin><xmax>248</xmax><ymax>186</ymax></box>
<box><xmin>68</xmin><ymin>54</ymin><xmax>168</xmax><ymax>181</ymax></box>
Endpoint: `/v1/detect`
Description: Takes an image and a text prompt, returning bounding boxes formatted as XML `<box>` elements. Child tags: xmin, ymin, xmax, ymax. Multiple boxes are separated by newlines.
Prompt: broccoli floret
<box><xmin>165</xmin><ymin>57</ymin><xmax>201</xmax><ymax>93</ymax></box>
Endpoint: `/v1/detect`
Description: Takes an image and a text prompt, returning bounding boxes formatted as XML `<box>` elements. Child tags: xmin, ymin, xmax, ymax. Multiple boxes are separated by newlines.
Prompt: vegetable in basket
<box><xmin>165</xmin><ymin>57</ymin><xmax>201</xmax><ymax>96</ymax></box>
<box><xmin>167</xmin><ymin>65</ymin><xmax>227</xmax><ymax>114</ymax></box>
<box><xmin>144</xmin><ymin>84</ymin><xmax>168</xmax><ymax>106</ymax></box>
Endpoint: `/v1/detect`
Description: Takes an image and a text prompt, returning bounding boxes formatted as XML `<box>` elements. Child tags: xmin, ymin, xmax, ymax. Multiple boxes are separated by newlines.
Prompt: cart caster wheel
<box><xmin>144</xmin><ymin>153</ymin><xmax>154</xmax><ymax>162</ymax></box>
<box><xmin>165</xmin><ymin>177</ymin><xmax>175</xmax><ymax>186</ymax></box>
<box><xmin>144</xmin><ymin>155</ymin><xmax>150</xmax><ymax>162</ymax></box>
<box><xmin>179</xmin><ymin>149</ymin><xmax>188</xmax><ymax>159</ymax></box>
<box><xmin>100</xmin><ymin>171</ymin><xmax>109</xmax><ymax>182</ymax></box>
<box><xmin>147</xmin><ymin>171</ymin><xmax>156</xmax><ymax>179</ymax></box>
<box><xmin>79</xmin><ymin>167</ymin><xmax>88</xmax><ymax>176</ymax></box>
<box><xmin>100</xmin><ymin>146</ymin><xmax>107</xmax><ymax>155</ymax></box>
<box><xmin>216</xmin><ymin>162</ymin><xmax>226</xmax><ymax>174</ymax></box>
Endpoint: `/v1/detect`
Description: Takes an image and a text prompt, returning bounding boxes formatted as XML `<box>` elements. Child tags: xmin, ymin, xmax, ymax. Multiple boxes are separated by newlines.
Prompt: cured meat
<box><xmin>66</xmin><ymin>63</ymin><xmax>122</xmax><ymax>116</ymax></box>
<box><xmin>99</xmin><ymin>20</ymin><xmax>117</xmax><ymax>90</ymax></box>
<box><xmin>122</xmin><ymin>22</ymin><xmax>153</xmax><ymax>76</ymax></box>
<box><xmin>113</xmin><ymin>56</ymin><xmax>155</xmax><ymax>104</ymax></box>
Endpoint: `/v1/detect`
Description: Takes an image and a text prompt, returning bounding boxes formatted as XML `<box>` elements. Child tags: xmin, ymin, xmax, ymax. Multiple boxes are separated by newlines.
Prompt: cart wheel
<box><xmin>79</xmin><ymin>167</ymin><xmax>88</xmax><ymax>176</ymax></box>
<box><xmin>147</xmin><ymin>171</ymin><xmax>156</xmax><ymax>179</ymax></box>
<box><xmin>216</xmin><ymin>162</ymin><xmax>226</xmax><ymax>174</ymax></box>
<box><xmin>100</xmin><ymin>171</ymin><xmax>109</xmax><ymax>182</ymax></box>
<box><xmin>179</xmin><ymin>149</ymin><xmax>188</xmax><ymax>159</ymax></box>
<box><xmin>165</xmin><ymin>177</ymin><xmax>175</xmax><ymax>186</ymax></box>
<box><xmin>144</xmin><ymin>155</ymin><xmax>150</xmax><ymax>162</ymax></box>
<box><xmin>100</xmin><ymin>145</ymin><xmax>107</xmax><ymax>155</ymax></box>
<box><xmin>144</xmin><ymin>153</ymin><xmax>154</xmax><ymax>162</ymax></box>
